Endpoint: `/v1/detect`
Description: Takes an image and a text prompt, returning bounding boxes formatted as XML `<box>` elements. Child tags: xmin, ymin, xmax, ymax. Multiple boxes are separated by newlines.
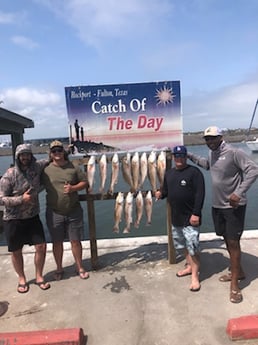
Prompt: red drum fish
<box><xmin>131</xmin><ymin>151</ymin><xmax>140</xmax><ymax>192</ymax></box>
<box><xmin>147</xmin><ymin>151</ymin><xmax>157</xmax><ymax>192</ymax></box>
<box><xmin>157</xmin><ymin>151</ymin><xmax>166</xmax><ymax>189</ymax></box>
<box><xmin>134</xmin><ymin>190</ymin><xmax>143</xmax><ymax>228</ymax></box>
<box><xmin>108</xmin><ymin>153</ymin><xmax>119</xmax><ymax>195</ymax></box>
<box><xmin>139</xmin><ymin>152</ymin><xmax>148</xmax><ymax>188</ymax></box>
<box><xmin>145</xmin><ymin>190</ymin><xmax>153</xmax><ymax>225</ymax></box>
<box><xmin>123</xmin><ymin>191</ymin><xmax>133</xmax><ymax>233</ymax></box>
<box><xmin>113</xmin><ymin>192</ymin><xmax>124</xmax><ymax>233</ymax></box>
<box><xmin>87</xmin><ymin>155</ymin><xmax>95</xmax><ymax>193</ymax></box>
<box><xmin>99</xmin><ymin>154</ymin><xmax>107</xmax><ymax>194</ymax></box>
<box><xmin>121</xmin><ymin>153</ymin><xmax>134</xmax><ymax>191</ymax></box>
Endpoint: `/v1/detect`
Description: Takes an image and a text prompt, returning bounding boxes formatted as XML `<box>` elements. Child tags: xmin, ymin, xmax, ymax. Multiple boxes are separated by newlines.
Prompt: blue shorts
<box><xmin>46</xmin><ymin>207</ymin><xmax>83</xmax><ymax>243</ymax></box>
<box><xmin>172</xmin><ymin>225</ymin><xmax>200</xmax><ymax>256</ymax></box>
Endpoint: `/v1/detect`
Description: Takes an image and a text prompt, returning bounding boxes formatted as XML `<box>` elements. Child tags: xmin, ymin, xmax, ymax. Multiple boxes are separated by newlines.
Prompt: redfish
<box><xmin>108</xmin><ymin>153</ymin><xmax>119</xmax><ymax>195</ymax></box>
<box><xmin>113</xmin><ymin>192</ymin><xmax>124</xmax><ymax>233</ymax></box>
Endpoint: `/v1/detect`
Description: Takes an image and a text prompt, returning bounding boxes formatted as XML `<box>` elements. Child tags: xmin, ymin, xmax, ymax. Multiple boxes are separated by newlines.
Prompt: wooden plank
<box><xmin>86</xmin><ymin>199</ymin><xmax>98</xmax><ymax>270</ymax></box>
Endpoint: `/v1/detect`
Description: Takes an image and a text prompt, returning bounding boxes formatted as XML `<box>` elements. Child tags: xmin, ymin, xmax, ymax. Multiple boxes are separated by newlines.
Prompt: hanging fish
<box><xmin>134</xmin><ymin>190</ymin><xmax>144</xmax><ymax>228</ymax></box>
<box><xmin>131</xmin><ymin>151</ymin><xmax>140</xmax><ymax>192</ymax></box>
<box><xmin>123</xmin><ymin>191</ymin><xmax>133</xmax><ymax>233</ymax></box>
<box><xmin>157</xmin><ymin>151</ymin><xmax>166</xmax><ymax>189</ymax></box>
<box><xmin>145</xmin><ymin>190</ymin><xmax>153</xmax><ymax>226</ymax></box>
<box><xmin>139</xmin><ymin>152</ymin><xmax>148</xmax><ymax>189</ymax></box>
<box><xmin>113</xmin><ymin>192</ymin><xmax>124</xmax><ymax>233</ymax></box>
<box><xmin>87</xmin><ymin>155</ymin><xmax>95</xmax><ymax>193</ymax></box>
<box><xmin>121</xmin><ymin>152</ymin><xmax>134</xmax><ymax>191</ymax></box>
<box><xmin>99</xmin><ymin>154</ymin><xmax>107</xmax><ymax>194</ymax></box>
<box><xmin>147</xmin><ymin>151</ymin><xmax>157</xmax><ymax>192</ymax></box>
<box><xmin>108</xmin><ymin>153</ymin><xmax>119</xmax><ymax>195</ymax></box>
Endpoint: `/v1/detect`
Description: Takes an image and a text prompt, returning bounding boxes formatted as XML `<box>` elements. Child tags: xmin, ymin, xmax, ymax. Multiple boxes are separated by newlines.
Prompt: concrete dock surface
<box><xmin>1</xmin><ymin>232</ymin><xmax>258</xmax><ymax>345</ymax></box>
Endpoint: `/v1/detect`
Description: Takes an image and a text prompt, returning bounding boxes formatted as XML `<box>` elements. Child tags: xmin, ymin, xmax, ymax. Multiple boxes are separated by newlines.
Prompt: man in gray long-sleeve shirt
<box><xmin>188</xmin><ymin>126</ymin><xmax>258</xmax><ymax>304</ymax></box>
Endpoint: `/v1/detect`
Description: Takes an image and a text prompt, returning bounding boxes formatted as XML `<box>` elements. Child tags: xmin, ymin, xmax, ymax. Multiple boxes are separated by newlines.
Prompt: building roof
<box><xmin>0</xmin><ymin>107</ymin><xmax>34</xmax><ymax>135</ymax></box>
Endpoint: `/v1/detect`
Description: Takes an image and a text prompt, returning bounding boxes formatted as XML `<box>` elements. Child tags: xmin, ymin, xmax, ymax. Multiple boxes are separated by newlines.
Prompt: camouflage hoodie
<box><xmin>0</xmin><ymin>144</ymin><xmax>47</xmax><ymax>220</ymax></box>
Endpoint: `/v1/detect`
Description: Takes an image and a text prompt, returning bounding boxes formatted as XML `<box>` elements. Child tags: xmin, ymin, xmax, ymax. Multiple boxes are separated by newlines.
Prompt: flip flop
<box><xmin>230</xmin><ymin>290</ymin><xmax>243</xmax><ymax>303</ymax></box>
<box><xmin>17</xmin><ymin>283</ymin><xmax>29</xmax><ymax>294</ymax></box>
<box><xmin>219</xmin><ymin>274</ymin><xmax>245</xmax><ymax>282</ymax></box>
<box><xmin>190</xmin><ymin>285</ymin><xmax>201</xmax><ymax>292</ymax></box>
<box><xmin>35</xmin><ymin>281</ymin><xmax>51</xmax><ymax>290</ymax></box>
<box><xmin>78</xmin><ymin>270</ymin><xmax>90</xmax><ymax>280</ymax></box>
<box><xmin>54</xmin><ymin>270</ymin><xmax>64</xmax><ymax>281</ymax></box>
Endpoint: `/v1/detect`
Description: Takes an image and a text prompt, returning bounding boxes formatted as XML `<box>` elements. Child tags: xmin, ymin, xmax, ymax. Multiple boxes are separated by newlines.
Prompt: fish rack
<box><xmin>72</xmin><ymin>150</ymin><xmax>176</xmax><ymax>269</ymax></box>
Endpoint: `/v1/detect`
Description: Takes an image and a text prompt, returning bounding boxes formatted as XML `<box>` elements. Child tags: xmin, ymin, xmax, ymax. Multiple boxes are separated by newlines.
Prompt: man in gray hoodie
<box><xmin>188</xmin><ymin>126</ymin><xmax>258</xmax><ymax>303</ymax></box>
<box><xmin>0</xmin><ymin>144</ymin><xmax>50</xmax><ymax>293</ymax></box>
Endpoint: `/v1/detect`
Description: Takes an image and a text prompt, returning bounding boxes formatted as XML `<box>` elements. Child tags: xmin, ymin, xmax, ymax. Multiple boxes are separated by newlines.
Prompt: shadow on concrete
<box><xmin>41</xmin><ymin>239</ymin><xmax>258</xmax><ymax>291</ymax></box>
<box><xmin>0</xmin><ymin>301</ymin><xmax>9</xmax><ymax>317</ymax></box>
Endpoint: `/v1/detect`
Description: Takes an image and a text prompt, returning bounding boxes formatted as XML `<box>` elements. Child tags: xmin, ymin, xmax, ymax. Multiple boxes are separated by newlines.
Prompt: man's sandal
<box><xmin>54</xmin><ymin>270</ymin><xmax>64</xmax><ymax>281</ymax></box>
<box><xmin>219</xmin><ymin>274</ymin><xmax>245</xmax><ymax>282</ymax></box>
<box><xmin>230</xmin><ymin>290</ymin><xmax>243</xmax><ymax>303</ymax></box>
<box><xmin>78</xmin><ymin>269</ymin><xmax>90</xmax><ymax>280</ymax></box>
<box><xmin>35</xmin><ymin>281</ymin><xmax>51</xmax><ymax>290</ymax></box>
<box><xmin>17</xmin><ymin>283</ymin><xmax>29</xmax><ymax>294</ymax></box>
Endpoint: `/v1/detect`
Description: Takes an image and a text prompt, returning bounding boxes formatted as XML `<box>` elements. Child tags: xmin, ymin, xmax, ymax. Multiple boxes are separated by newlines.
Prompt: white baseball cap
<box><xmin>203</xmin><ymin>126</ymin><xmax>222</xmax><ymax>137</ymax></box>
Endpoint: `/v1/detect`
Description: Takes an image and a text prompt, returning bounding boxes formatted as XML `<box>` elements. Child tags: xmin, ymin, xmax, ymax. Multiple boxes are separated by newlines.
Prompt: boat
<box><xmin>245</xmin><ymin>98</ymin><xmax>258</xmax><ymax>152</ymax></box>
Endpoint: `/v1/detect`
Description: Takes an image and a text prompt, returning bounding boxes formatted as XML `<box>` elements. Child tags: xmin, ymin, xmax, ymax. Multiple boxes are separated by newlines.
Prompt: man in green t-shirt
<box><xmin>42</xmin><ymin>140</ymin><xmax>89</xmax><ymax>281</ymax></box>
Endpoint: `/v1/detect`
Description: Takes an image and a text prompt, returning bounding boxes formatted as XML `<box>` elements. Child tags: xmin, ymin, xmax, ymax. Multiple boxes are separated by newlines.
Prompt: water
<box><xmin>1</xmin><ymin>143</ymin><xmax>258</xmax><ymax>245</ymax></box>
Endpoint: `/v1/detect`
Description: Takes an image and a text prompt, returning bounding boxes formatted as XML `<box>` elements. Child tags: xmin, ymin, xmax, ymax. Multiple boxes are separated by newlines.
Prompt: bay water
<box><xmin>1</xmin><ymin>143</ymin><xmax>258</xmax><ymax>245</ymax></box>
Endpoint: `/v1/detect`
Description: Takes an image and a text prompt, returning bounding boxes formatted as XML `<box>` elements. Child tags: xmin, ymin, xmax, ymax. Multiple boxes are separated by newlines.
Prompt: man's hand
<box><xmin>155</xmin><ymin>190</ymin><xmax>162</xmax><ymax>200</ymax></box>
<box><xmin>22</xmin><ymin>189</ymin><xmax>33</xmax><ymax>203</ymax></box>
<box><xmin>190</xmin><ymin>214</ymin><xmax>200</xmax><ymax>227</ymax></box>
<box><xmin>229</xmin><ymin>193</ymin><xmax>240</xmax><ymax>208</ymax></box>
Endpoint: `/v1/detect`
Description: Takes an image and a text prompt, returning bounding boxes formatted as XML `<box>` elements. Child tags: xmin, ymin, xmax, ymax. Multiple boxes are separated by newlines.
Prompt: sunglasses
<box><xmin>174</xmin><ymin>153</ymin><xmax>186</xmax><ymax>158</ymax></box>
<box><xmin>51</xmin><ymin>148</ymin><xmax>63</xmax><ymax>153</ymax></box>
<box><xmin>204</xmin><ymin>136</ymin><xmax>220</xmax><ymax>141</ymax></box>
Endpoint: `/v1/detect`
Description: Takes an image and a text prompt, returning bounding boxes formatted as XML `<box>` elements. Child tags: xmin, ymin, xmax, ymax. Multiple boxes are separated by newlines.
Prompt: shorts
<box><xmin>3</xmin><ymin>215</ymin><xmax>46</xmax><ymax>252</ymax></box>
<box><xmin>212</xmin><ymin>206</ymin><xmax>246</xmax><ymax>240</ymax></box>
<box><xmin>46</xmin><ymin>207</ymin><xmax>83</xmax><ymax>243</ymax></box>
<box><xmin>172</xmin><ymin>225</ymin><xmax>200</xmax><ymax>256</ymax></box>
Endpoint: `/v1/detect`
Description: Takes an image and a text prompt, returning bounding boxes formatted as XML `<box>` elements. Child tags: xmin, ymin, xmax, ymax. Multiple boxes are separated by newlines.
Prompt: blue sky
<box><xmin>0</xmin><ymin>0</ymin><xmax>258</xmax><ymax>140</ymax></box>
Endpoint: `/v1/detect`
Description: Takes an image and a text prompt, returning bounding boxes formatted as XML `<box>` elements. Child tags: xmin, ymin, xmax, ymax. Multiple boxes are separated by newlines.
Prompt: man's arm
<box><xmin>187</xmin><ymin>152</ymin><xmax>210</xmax><ymax>170</ymax></box>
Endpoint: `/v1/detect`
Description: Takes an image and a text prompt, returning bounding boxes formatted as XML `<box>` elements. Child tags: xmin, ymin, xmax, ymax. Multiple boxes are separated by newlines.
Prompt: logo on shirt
<box><xmin>180</xmin><ymin>179</ymin><xmax>186</xmax><ymax>186</ymax></box>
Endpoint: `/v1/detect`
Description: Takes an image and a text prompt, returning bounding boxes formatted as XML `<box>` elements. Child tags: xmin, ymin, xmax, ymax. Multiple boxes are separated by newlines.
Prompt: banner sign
<box><xmin>65</xmin><ymin>81</ymin><xmax>182</xmax><ymax>152</ymax></box>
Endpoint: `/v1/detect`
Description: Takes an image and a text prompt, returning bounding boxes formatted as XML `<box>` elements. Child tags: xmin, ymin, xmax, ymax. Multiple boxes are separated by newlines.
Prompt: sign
<box><xmin>65</xmin><ymin>81</ymin><xmax>182</xmax><ymax>152</ymax></box>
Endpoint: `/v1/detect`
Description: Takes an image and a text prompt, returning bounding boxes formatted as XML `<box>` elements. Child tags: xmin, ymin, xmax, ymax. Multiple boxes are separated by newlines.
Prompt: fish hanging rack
<box><xmin>71</xmin><ymin>149</ymin><xmax>175</xmax><ymax>269</ymax></box>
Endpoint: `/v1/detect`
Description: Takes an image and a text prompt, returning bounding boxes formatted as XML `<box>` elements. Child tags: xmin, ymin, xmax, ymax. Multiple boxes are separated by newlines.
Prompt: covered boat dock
<box><xmin>0</xmin><ymin>106</ymin><xmax>34</xmax><ymax>160</ymax></box>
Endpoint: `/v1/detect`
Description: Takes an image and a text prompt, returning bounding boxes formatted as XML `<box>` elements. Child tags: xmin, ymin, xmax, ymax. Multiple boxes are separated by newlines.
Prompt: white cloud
<box><xmin>11</xmin><ymin>35</ymin><xmax>39</xmax><ymax>50</ymax></box>
<box><xmin>35</xmin><ymin>0</ymin><xmax>173</xmax><ymax>48</ymax></box>
<box><xmin>183</xmin><ymin>78</ymin><xmax>258</xmax><ymax>131</ymax></box>
<box><xmin>0</xmin><ymin>87</ymin><xmax>67</xmax><ymax>139</ymax></box>
<box><xmin>0</xmin><ymin>10</ymin><xmax>16</xmax><ymax>24</ymax></box>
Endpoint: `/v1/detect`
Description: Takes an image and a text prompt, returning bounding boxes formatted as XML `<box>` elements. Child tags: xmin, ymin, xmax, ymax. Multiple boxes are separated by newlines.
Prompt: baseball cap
<box><xmin>172</xmin><ymin>145</ymin><xmax>187</xmax><ymax>155</ymax></box>
<box><xmin>50</xmin><ymin>140</ymin><xmax>63</xmax><ymax>149</ymax></box>
<box><xmin>15</xmin><ymin>144</ymin><xmax>32</xmax><ymax>157</ymax></box>
<box><xmin>203</xmin><ymin>126</ymin><xmax>222</xmax><ymax>137</ymax></box>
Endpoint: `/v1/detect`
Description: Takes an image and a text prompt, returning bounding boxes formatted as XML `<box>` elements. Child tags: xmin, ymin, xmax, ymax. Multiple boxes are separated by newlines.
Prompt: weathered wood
<box><xmin>79</xmin><ymin>150</ymin><xmax>176</xmax><ymax>269</ymax></box>
<box><xmin>167</xmin><ymin>203</ymin><xmax>176</xmax><ymax>264</ymax></box>
<box><xmin>86</xmin><ymin>199</ymin><xmax>98</xmax><ymax>270</ymax></box>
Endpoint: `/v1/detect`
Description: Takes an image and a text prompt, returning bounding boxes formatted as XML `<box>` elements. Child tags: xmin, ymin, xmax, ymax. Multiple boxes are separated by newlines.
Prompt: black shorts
<box><xmin>212</xmin><ymin>206</ymin><xmax>246</xmax><ymax>240</ymax></box>
<box><xmin>3</xmin><ymin>215</ymin><xmax>46</xmax><ymax>252</ymax></box>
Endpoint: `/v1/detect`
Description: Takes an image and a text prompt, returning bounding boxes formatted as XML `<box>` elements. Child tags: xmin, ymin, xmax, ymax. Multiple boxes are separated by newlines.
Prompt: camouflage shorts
<box><xmin>172</xmin><ymin>225</ymin><xmax>200</xmax><ymax>256</ymax></box>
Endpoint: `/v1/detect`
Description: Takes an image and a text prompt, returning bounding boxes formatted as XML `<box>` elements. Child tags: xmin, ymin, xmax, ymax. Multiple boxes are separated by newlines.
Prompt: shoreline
<box><xmin>0</xmin><ymin>133</ymin><xmax>250</xmax><ymax>156</ymax></box>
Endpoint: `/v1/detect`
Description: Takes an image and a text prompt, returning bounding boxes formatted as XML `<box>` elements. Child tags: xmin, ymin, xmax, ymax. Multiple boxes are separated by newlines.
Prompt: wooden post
<box><xmin>167</xmin><ymin>203</ymin><xmax>176</xmax><ymax>264</ymax></box>
<box><xmin>165</xmin><ymin>150</ymin><xmax>176</xmax><ymax>264</ymax></box>
<box><xmin>86</xmin><ymin>198</ymin><xmax>98</xmax><ymax>270</ymax></box>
